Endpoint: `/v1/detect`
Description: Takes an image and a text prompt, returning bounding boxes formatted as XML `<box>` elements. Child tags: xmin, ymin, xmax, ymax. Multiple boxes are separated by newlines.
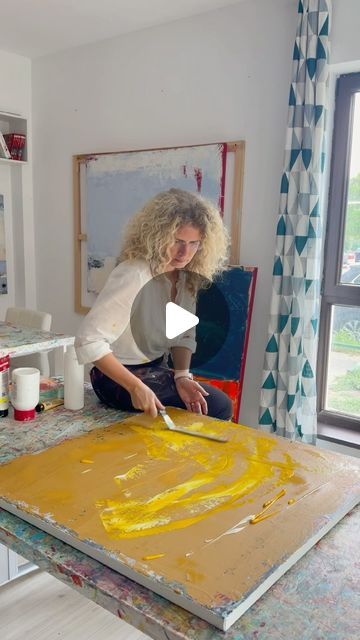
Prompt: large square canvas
<box><xmin>0</xmin><ymin>408</ymin><xmax>359</xmax><ymax>630</ymax></box>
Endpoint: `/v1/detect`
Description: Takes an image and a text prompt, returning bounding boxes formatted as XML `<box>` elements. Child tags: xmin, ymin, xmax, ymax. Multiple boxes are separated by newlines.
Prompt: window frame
<box><xmin>317</xmin><ymin>72</ymin><xmax>360</xmax><ymax>431</ymax></box>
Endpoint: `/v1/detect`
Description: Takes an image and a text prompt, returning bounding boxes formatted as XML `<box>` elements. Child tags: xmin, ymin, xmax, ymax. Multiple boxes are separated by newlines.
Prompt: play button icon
<box><xmin>130</xmin><ymin>270</ymin><xmax>230</xmax><ymax>367</ymax></box>
<box><xmin>165</xmin><ymin>302</ymin><xmax>199</xmax><ymax>339</ymax></box>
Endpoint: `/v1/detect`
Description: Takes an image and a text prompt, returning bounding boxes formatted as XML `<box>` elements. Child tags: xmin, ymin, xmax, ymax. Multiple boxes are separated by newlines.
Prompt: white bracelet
<box><xmin>174</xmin><ymin>370</ymin><xmax>193</xmax><ymax>380</ymax></box>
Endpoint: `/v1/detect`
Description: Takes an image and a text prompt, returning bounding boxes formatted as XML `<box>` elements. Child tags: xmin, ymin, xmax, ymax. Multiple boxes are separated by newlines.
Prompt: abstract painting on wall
<box><xmin>74</xmin><ymin>141</ymin><xmax>245</xmax><ymax>312</ymax></box>
<box><xmin>0</xmin><ymin>194</ymin><xmax>8</xmax><ymax>295</ymax></box>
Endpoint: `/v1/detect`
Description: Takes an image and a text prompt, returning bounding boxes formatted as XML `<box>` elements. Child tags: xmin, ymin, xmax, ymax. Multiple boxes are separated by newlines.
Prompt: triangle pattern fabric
<box><xmin>259</xmin><ymin>0</ymin><xmax>330</xmax><ymax>444</ymax></box>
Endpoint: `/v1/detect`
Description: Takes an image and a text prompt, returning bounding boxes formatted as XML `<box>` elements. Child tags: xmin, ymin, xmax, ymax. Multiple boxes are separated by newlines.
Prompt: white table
<box><xmin>0</xmin><ymin>322</ymin><xmax>74</xmax><ymax>374</ymax></box>
<box><xmin>0</xmin><ymin>320</ymin><xmax>75</xmax><ymax>581</ymax></box>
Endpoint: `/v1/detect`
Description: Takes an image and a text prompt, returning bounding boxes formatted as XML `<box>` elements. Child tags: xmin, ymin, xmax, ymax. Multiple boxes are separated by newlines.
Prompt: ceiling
<box><xmin>0</xmin><ymin>0</ymin><xmax>245</xmax><ymax>59</ymax></box>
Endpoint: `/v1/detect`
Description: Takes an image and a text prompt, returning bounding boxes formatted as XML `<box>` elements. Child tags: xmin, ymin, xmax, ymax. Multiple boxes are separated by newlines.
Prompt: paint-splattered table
<box><xmin>0</xmin><ymin>321</ymin><xmax>74</xmax><ymax>374</ymax></box>
<box><xmin>0</xmin><ymin>388</ymin><xmax>359</xmax><ymax>640</ymax></box>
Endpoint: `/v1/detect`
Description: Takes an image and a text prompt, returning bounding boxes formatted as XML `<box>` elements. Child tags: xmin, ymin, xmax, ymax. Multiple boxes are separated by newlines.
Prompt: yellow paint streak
<box><xmin>249</xmin><ymin>488</ymin><xmax>286</xmax><ymax>522</ymax></box>
<box><xmin>99</xmin><ymin>426</ymin><xmax>298</xmax><ymax>539</ymax></box>
<box><xmin>142</xmin><ymin>553</ymin><xmax>165</xmax><ymax>560</ymax></box>
<box><xmin>250</xmin><ymin>509</ymin><xmax>281</xmax><ymax>524</ymax></box>
<box><xmin>263</xmin><ymin>488</ymin><xmax>286</xmax><ymax>508</ymax></box>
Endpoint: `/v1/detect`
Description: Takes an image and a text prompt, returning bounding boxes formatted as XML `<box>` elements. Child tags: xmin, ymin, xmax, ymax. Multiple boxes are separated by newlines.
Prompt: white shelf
<box><xmin>0</xmin><ymin>110</ymin><xmax>28</xmax><ymax>162</ymax></box>
<box><xmin>0</xmin><ymin>157</ymin><xmax>27</xmax><ymax>166</ymax></box>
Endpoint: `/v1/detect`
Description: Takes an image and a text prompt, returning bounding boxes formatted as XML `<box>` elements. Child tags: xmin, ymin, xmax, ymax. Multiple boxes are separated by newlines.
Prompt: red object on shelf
<box><xmin>3</xmin><ymin>133</ymin><xmax>26</xmax><ymax>160</ymax></box>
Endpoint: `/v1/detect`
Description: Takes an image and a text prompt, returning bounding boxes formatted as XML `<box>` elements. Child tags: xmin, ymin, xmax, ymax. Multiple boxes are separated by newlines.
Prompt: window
<box><xmin>318</xmin><ymin>73</ymin><xmax>360</xmax><ymax>432</ymax></box>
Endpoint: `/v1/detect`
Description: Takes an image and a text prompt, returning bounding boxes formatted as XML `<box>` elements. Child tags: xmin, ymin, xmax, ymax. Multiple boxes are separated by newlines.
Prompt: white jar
<box><xmin>12</xmin><ymin>367</ymin><xmax>40</xmax><ymax>421</ymax></box>
<box><xmin>64</xmin><ymin>346</ymin><xmax>84</xmax><ymax>410</ymax></box>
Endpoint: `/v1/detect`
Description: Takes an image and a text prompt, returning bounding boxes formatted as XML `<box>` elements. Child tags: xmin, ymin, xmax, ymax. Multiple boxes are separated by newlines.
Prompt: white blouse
<box><xmin>75</xmin><ymin>258</ymin><xmax>197</xmax><ymax>365</ymax></box>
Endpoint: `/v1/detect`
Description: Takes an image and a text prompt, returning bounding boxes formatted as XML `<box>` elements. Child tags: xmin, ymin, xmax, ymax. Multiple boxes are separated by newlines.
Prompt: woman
<box><xmin>75</xmin><ymin>188</ymin><xmax>233</xmax><ymax>420</ymax></box>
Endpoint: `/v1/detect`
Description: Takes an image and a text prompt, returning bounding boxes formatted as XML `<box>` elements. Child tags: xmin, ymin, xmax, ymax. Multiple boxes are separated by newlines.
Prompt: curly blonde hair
<box><xmin>119</xmin><ymin>188</ymin><xmax>229</xmax><ymax>290</ymax></box>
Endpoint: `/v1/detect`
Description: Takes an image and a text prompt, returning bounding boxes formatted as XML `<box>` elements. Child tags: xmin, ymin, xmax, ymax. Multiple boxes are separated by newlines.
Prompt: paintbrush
<box><xmin>159</xmin><ymin>409</ymin><xmax>228</xmax><ymax>443</ymax></box>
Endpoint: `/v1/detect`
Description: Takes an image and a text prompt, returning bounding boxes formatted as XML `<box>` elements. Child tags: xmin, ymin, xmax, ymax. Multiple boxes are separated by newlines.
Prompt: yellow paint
<box><xmin>0</xmin><ymin>409</ymin><xmax>307</xmax><ymax>541</ymax></box>
<box><xmin>248</xmin><ymin>484</ymin><xmax>287</xmax><ymax>524</ymax></box>
<box><xmin>250</xmin><ymin>488</ymin><xmax>286</xmax><ymax>522</ymax></box>
<box><xmin>250</xmin><ymin>509</ymin><xmax>281</xmax><ymax>524</ymax></box>
<box><xmin>142</xmin><ymin>553</ymin><xmax>165</xmax><ymax>560</ymax></box>
<box><xmin>263</xmin><ymin>488</ymin><xmax>286</xmax><ymax>508</ymax></box>
<box><xmin>99</xmin><ymin>427</ymin><xmax>299</xmax><ymax>539</ymax></box>
<box><xmin>286</xmin><ymin>483</ymin><xmax>327</xmax><ymax>506</ymax></box>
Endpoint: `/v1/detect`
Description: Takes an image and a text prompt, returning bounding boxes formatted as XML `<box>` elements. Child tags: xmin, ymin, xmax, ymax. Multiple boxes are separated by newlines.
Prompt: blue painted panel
<box><xmin>191</xmin><ymin>267</ymin><xmax>256</xmax><ymax>380</ymax></box>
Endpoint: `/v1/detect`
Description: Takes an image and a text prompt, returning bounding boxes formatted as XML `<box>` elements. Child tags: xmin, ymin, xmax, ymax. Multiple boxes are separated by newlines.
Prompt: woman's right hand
<box><xmin>128</xmin><ymin>379</ymin><xmax>164</xmax><ymax>418</ymax></box>
<box><xmin>93</xmin><ymin>354</ymin><xmax>164</xmax><ymax>418</ymax></box>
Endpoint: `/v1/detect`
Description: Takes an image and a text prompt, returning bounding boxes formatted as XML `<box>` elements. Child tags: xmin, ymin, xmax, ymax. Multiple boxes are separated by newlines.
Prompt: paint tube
<box><xmin>0</xmin><ymin>355</ymin><xmax>10</xmax><ymax>417</ymax></box>
<box><xmin>35</xmin><ymin>398</ymin><xmax>64</xmax><ymax>412</ymax></box>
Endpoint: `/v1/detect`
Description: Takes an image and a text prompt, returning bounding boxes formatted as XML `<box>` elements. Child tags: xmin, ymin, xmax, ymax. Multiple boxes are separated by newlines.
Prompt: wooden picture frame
<box><xmin>73</xmin><ymin>141</ymin><xmax>245</xmax><ymax>313</ymax></box>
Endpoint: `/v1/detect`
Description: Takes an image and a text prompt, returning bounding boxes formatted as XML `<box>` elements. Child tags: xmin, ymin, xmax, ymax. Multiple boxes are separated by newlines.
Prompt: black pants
<box><xmin>90</xmin><ymin>359</ymin><xmax>233</xmax><ymax>421</ymax></box>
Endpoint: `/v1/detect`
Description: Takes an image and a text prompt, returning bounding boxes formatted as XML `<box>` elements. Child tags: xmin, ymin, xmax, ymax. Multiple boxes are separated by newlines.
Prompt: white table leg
<box><xmin>53</xmin><ymin>346</ymin><xmax>66</xmax><ymax>376</ymax></box>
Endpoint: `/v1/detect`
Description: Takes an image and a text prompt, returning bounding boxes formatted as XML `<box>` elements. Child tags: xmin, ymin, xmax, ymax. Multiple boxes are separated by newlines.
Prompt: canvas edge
<box><xmin>1</xmin><ymin>491</ymin><xmax>359</xmax><ymax>632</ymax></box>
<box><xmin>0</xmin><ymin>498</ymin><xmax>226</xmax><ymax>630</ymax></box>
<box><xmin>223</xmin><ymin>491</ymin><xmax>360</xmax><ymax>630</ymax></box>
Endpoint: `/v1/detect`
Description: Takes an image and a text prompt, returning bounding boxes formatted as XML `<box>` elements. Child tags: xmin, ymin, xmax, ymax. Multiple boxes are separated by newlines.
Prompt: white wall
<box><xmin>0</xmin><ymin>50</ymin><xmax>35</xmax><ymax>317</ymax></box>
<box><xmin>31</xmin><ymin>0</ymin><xmax>360</xmax><ymax>427</ymax></box>
<box><xmin>32</xmin><ymin>0</ymin><xmax>295</xmax><ymax>427</ymax></box>
<box><xmin>332</xmin><ymin>0</ymin><xmax>360</xmax><ymax>67</ymax></box>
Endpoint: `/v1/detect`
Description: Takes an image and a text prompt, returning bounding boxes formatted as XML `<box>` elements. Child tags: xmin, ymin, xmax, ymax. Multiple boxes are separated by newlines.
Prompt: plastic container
<box><xmin>0</xmin><ymin>355</ymin><xmax>10</xmax><ymax>417</ymax></box>
<box><xmin>64</xmin><ymin>346</ymin><xmax>84</xmax><ymax>410</ymax></box>
<box><xmin>11</xmin><ymin>367</ymin><xmax>40</xmax><ymax>421</ymax></box>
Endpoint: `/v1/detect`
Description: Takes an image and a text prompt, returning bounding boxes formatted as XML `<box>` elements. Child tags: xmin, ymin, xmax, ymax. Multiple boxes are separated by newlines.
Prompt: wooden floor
<box><xmin>0</xmin><ymin>570</ymin><xmax>150</xmax><ymax>640</ymax></box>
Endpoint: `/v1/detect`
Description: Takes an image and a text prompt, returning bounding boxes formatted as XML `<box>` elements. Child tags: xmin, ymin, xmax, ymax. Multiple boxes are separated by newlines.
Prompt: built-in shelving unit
<box><xmin>0</xmin><ymin>110</ymin><xmax>30</xmax><ymax>580</ymax></box>
<box><xmin>0</xmin><ymin>110</ymin><xmax>28</xmax><ymax>163</ymax></box>
<box><xmin>0</xmin><ymin>157</ymin><xmax>26</xmax><ymax>166</ymax></box>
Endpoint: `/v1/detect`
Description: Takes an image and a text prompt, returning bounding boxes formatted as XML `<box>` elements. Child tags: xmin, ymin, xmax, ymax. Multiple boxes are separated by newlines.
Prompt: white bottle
<box><xmin>64</xmin><ymin>346</ymin><xmax>84</xmax><ymax>410</ymax></box>
<box><xmin>11</xmin><ymin>367</ymin><xmax>40</xmax><ymax>421</ymax></box>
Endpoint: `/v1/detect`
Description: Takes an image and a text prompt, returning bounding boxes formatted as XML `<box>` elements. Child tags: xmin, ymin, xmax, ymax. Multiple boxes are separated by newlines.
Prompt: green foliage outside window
<box><xmin>344</xmin><ymin>173</ymin><xmax>360</xmax><ymax>252</ymax></box>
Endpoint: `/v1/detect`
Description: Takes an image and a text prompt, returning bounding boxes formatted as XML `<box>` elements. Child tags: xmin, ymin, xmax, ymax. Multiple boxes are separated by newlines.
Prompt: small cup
<box><xmin>11</xmin><ymin>367</ymin><xmax>40</xmax><ymax>421</ymax></box>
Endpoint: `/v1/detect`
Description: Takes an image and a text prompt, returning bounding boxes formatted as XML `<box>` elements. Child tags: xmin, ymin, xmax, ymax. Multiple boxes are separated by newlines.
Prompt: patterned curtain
<box><xmin>259</xmin><ymin>0</ymin><xmax>331</xmax><ymax>444</ymax></box>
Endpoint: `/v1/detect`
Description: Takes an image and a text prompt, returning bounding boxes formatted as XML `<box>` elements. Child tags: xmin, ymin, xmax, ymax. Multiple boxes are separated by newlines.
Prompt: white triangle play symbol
<box><xmin>165</xmin><ymin>302</ymin><xmax>199</xmax><ymax>339</ymax></box>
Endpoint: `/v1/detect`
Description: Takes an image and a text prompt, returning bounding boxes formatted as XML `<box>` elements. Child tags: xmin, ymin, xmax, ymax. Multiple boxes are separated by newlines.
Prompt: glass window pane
<box><xmin>325</xmin><ymin>305</ymin><xmax>360</xmax><ymax>418</ymax></box>
<box><xmin>341</xmin><ymin>92</ymin><xmax>360</xmax><ymax>284</ymax></box>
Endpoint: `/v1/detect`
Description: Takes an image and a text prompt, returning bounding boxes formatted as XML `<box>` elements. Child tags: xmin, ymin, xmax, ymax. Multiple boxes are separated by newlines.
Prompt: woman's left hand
<box><xmin>175</xmin><ymin>377</ymin><xmax>209</xmax><ymax>414</ymax></box>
